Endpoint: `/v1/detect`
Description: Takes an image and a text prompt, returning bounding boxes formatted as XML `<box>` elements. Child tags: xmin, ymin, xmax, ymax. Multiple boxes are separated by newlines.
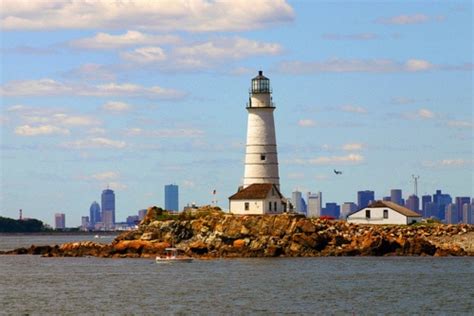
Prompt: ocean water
<box><xmin>0</xmin><ymin>235</ymin><xmax>473</xmax><ymax>315</ymax></box>
<box><xmin>0</xmin><ymin>233</ymin><xmax>117</xmax><ymax>251</ymax></box>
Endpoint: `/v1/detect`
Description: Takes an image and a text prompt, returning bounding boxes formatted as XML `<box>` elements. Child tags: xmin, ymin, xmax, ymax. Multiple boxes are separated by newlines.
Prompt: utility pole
<box><xmin>412</xmin><ymin>175</ymin><xmax>420</xmax><ymax>196</ymax></box>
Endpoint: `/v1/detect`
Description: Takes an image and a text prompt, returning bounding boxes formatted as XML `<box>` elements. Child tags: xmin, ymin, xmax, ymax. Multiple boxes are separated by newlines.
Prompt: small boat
<box><xmin>156</xmin><ymin>248</ymin><xmax>193</xmax><ymax>263</ymax></box>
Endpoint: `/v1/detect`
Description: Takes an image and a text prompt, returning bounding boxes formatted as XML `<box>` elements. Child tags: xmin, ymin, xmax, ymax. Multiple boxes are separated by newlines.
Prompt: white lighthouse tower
<box><xmin>243</xmin><ymin>71</ymin><xmax>280</xmax><ymax>188</ymax></box>
<box><xmin>229</xmin><ymin>71</ymin><xmax>285</xmax><ymax>214</ymax></box>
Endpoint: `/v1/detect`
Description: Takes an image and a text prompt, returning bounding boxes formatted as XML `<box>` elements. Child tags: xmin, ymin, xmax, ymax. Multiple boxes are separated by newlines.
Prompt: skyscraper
<box><xmin>445</xmin><ymin>203</ymin><xmax>458</xmax><ymax>224</ymax></box>
<box><xmin>341</xmin><ymin>202</ymin><xmax>358</xmax><ymax>219</ymax></box>
<box><xmin>462</xmin><ymin>203</ymin><xmax>472</xmax><ymax>224</ymax></box>
<box><xmin>307</xmin><ymin>192</ymin><xmax>322</xmax><ymax>217</ymax></box>
<box><xmin>101</xmin><ymin>189</ymin><xmax>115</xmax><ymax>228</ymax></box>
<box><xmin>455</xmin><ymin>197</ymin><xmax>470</xmax><ymax>223</ymax></box>
<box><xmin>89</xmin><ymin>201</ymin><xmax>101</xmax><ymax>226</ymax></box>
<box><xmin>433</xmin><ymin>190</ymin><xmax>452</xmax><ymax>220</ymax></box>
<box><xmin>357</xmin><ymin>190</ymin><xmax>374</xmax><ymax>209</ymax></box>
<box><xmin>421</xmin><ymin>195</ymin><xmax>432</xmax><ymax>217</ymax></box>
<box><xmin>390</xmin><ymin>189</ymin><xmax>402</xmax><ymax>205</ymax></box>
<box><xmin>292</xmin><ymin>190</ymin><xmax>303</xmax><ymax>213</ymax></box>
<box><xmin>165</xmin><ymin>184</ymin><xmax>179</xmax><ymax>211</ymax></box>
<box><xmin>406</xmin><ymin>195</ymin><xmax>420</xmax><ymax>214</ymax></box>
<box><xmin>323</xmin><ymin>202</ymin><xmax>340</xmax><ymax>218</ymax></box>
<box><xmin>55</xmin><ymin>213</ymin><xmax>65</xmax><ymax>229</ymax></box>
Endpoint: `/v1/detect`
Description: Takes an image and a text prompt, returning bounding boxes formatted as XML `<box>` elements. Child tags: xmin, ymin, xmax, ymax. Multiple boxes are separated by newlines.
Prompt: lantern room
<box><xmin>251</xmin><ymin>70</ymin><xmax>270</xmax><ymax>94</ymax></box>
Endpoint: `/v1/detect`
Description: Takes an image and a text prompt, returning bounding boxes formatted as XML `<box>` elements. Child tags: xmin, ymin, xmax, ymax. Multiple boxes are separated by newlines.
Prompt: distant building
<box><xmin>445</xmin><ymin>203</ymin><xmax>458</xmax><ymax>224</ymax></box>
<box><xmin>455</xmin><ymin>197</ymin><xmax>470</xmax><ymax>223</ymax></box>
<box><xmin>307</xmin><ymin>192</ymin><xmax>322</xmax><ymax>218</ymax></box>
<box><xmin>405</xmin><ymin>195</ymin><xmax>420</xmax><ymax>214</ymax></box>
<box><xmin>433</xmin><ymin>190</ymin><xmax>452</xmax><ymax>220</ymax></box>
<box><xmin>347</xmin><ymin>201</ymin><xmax>422</xmax><ymax>225</ymax></box>
<box><xmin>229</xmin><ymin>183</ymin><xmax>285</xmax><ymax>214</ymax></box>
<box><xmin>165</xmin><ymin>184</ymin><xmax>179</xmax><ymax>211</ymax></box>
<box><xmin>138</xmin><ymin>209</ymin><xmax>147</xmax><ymax>221</ymax></box>
<box><xmin>292</xmin><ymin>190</ymin><xmax>303</xmax><ymax>214</ymax></box>
<box><xmin>101</xmin><ymin>189</ymin><xmax>115</xmax><ymax>226</ymax></box>
<box><xmin>462</xmin><ymin>203</ymin><xmax>472</xmax><ymax>224</ymax></box>
<box><xmin>390</xmin><ymin>189</ymin><xmax>402</xmax><ymax>206</ymax></box>
<box><xmin>323</xmin><ymin>202</ymin><xmax>340</xmax><ymax>218</ymax></box>
<box><xmin>358</xmin><ymin>190</ymin><xmax>374</xmax><ymax>209</ymax></box>
<box><xmin>421</xmin><ymin>195</ymin><xmax>432</xmax><ymax>218</ymax></box>
<box><xmin>55</xmin><ymin>213</ymin><xmax>66</xmax><ymax>229</ymax></box>
<box><xmin>424</xmin><ymin>202</ymin><xmax>438</xmax><ymax>219</ymax></box>
<box><xmin>341</xmin><ymin>202</ymin><xmax>358</xmax><ymax>219</ymax></box>
<box><xmin>81</xmin><ymin>216</ymin><xmax>89</xmax><ymax>231</ymax></box>
<box><xmin>126</xmin><ymin>215</ymin><xmax>140</xmax><ymax>225</ymax></box>
<box><xmin>102</xmin><ymin>210</ymin><xmax>114</xmax><ymax>230</ymax></box>
<box><xmin>383</xmin><ymin>196</ymin><xmax>391</xmax><ymax>201</ymax></box>
<box><xmin>89</xmin><ymin>201</ymin><xmax>101</xmax><ymax>226</ymax></box>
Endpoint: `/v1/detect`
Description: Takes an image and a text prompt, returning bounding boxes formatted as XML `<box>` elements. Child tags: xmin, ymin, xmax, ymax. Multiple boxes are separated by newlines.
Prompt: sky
<box><xmin>0</xmin><ymin>0</ymin><xmax>472</xmax><ymax>226</ymax></box>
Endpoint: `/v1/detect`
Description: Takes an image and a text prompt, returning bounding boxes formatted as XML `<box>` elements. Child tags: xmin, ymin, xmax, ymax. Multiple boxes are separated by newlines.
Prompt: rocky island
<box><xmin>2</xmin><ymin>206</ymin><xmax>473</xmax><ymax>258</ymax></box>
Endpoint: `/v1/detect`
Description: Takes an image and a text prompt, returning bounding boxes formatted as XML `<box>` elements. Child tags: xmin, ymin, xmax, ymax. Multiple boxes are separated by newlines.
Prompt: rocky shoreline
<box><xmin>1</xmin><ymin>207</ymin><xmax>473</xmax><ymax>258</ymax></box>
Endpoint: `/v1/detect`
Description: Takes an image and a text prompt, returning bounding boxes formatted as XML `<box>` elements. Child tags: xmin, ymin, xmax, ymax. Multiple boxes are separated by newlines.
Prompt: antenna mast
<box><xmin>412</xmin><ymin>175</ymin><xmax>420</xmax><ymax>196</ymax></box>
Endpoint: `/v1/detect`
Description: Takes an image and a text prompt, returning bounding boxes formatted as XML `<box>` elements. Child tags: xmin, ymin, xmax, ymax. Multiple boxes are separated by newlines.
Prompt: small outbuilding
<box><xmin>347</xmin><ymin>200</ymin><xmax>422</xmax><ymax>225</ymax></box>
<box><xmin>229</xmin><ymin>183</ymin><xmax>286</xmax><ymax>215</ymax></box>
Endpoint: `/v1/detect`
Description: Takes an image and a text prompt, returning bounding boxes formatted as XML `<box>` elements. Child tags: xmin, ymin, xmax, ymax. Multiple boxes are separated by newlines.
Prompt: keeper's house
<box><xmin>229</xmin><ymin>183</ymin><xmax>285</xmax><ymax>215</ymax></box>
<box><xmin>347</xmin><ymin>200</ymin><xmax>422</xmax><ymax>225</ymax></box>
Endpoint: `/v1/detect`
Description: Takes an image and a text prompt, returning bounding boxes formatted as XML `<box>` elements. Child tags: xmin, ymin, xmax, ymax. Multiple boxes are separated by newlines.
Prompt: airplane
<box><xmin>334</xmin><ymin>169</ymin><xmax>342</xmax><ymax>175</ymax></box>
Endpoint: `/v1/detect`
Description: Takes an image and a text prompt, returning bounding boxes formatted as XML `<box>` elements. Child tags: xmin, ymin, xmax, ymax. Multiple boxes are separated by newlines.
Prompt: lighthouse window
<box><xmin>260</xmin><ymin>154</ymin><xmax>266</xmax><ymax>161</ymax></box>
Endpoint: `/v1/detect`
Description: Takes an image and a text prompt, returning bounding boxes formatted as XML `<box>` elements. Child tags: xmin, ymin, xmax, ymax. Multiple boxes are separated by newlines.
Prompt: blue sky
<box><xmin>1</xmin><ymin>0</ymin><xmax>472</xmax><ymax>226</ymax></box>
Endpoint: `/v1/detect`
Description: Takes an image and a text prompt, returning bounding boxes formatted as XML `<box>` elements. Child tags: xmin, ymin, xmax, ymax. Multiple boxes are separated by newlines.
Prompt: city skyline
<box><xmin>1</xmin><ymin>1</ymin><xmax>472</xmax><ymax>226</ymax></box>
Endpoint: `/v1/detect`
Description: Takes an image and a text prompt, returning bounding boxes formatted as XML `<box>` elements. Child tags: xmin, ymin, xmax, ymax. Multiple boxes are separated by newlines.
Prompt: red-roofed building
<box><xmin>229</xmin><ymin>183</ymin><xmax>286</xmax><ymax>214</ymax></box>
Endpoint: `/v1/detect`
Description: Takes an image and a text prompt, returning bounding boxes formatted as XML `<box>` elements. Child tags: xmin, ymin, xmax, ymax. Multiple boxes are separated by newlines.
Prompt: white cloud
<box><xmin>289</xmin><ymin>154</ymin><xmax>365</xmax><ymax>165</ymax></box>
<box><xmin>87</xmin><ymin>127</ymin><xmax>106</xmax><ymax>135</ymax></box>
<box><xmin>422</xmin><ymin>159</ymin><xmax>473</xmax><ymax>169</ymax></box>
<box><xmin>1</xmin><ymin>0</ymin><xmax>294</xmax><ymax>32</ymax></box>
<box><xmin>70</xmin><ymin>31</ymin><xmax>181</xmax><ymax>49</ymax></box>
<box><xmin>405</xmin><ymin>59</ymin><xmax>434</xmax><ymax>71</ymax></box>
<box><xmin>120</xmin><ymin>37</ymin><xmax>283</xmax><ymax>70</ymax></box>
<box><xmin>107</xmin><ymin>181</ymin><xmax>128</xmax><ymax>190</ymax></box>
<box><xmin>298</xmin><ymin>119</ymin><xmax>316</xmax><ymax>127</ymax></box>
<box><xmin>63</xmin><ymin>63</ymin><xmax>116</xmax><ymax>81</ymax></box>
<box><xmin>342</xmin><ymin>143</ymin><xmax>365</xmax><ymax>151</ymax></box>
<box><xmin>15</xmin><ymin>124</ymin><xmax>70</xmax><ymax>136</ymax></box>
<box><xmin>402</xmin><ymin>108</ymin><xmax>436</xmax><ymax>120</ymax></box>
<box><xmin>340</xmin><ymin>105</ymin><xmax>367</xmax><ymax>114</ymax></box>
<box><xmin>62</xmin><ymin>137</ymin><xmax>126</xmax><ymax>149</ymax></box>
<box><xmin>121</xmin><ymin>46</ymin><xmax>167</xmax><ymax>63</ymax></box>
<box><xmin>125</xmin><ymin>128</ymin><xmax>204</xmax><ymax>138</ymax></box>
<box><xmin>376</xmin><ymin>14</ymin><xmax>444</xmax><ymax>25</ymax></box>
<box><xmin>278</xmin><ymin>58</ymin><xmax>438</xmax><ymax>74</ymax></box>
<box><xmin>446</xmin><ymin>120</ymin><xmax>473</xmax><ymax>129</ymax></box>
<box><xmin>102</xmin><ymin>101</ymin><xmax>131</xmax><ymax>112</ymax></box>
<box><xmin>183</xmin><ymin>180</ymin><xmax>196</xmax><ymax>188</ymax></box>
<box><xmin>322</xmin><ymin>33</ymin><xmax>378</xmax><ymax>41</ymax></box>
<box><xmin>1</xmin><ymin>79</ymin><xmax>185</xmax><ymax>99</ymax></box>
<box><xmin>90</xmin><ymin>171</ymin><xmax>120</xmax><ymax>181</ymax></box>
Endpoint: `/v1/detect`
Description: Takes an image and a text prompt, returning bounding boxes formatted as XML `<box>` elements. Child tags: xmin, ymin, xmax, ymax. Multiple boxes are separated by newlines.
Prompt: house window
<box><xmin>269</xmin><ymin>201</ymin><xmax>272</xmax><ymax>211</ymax></box>
<box><xmin>244</xmin><ymin>202</ymin><xmax>249</xmax><ymax>211</ymax></box>
<box><xmin>383</xmin><ymin>209</ymin><xmax>388</xmax><ymax>219</ymax></box>
<box><xmin>274</xmin><ymin>202</ymin><xmax>277</xmax><ymax>211</ymax></box>
<box><xmin>365</xmin><ymin>210</ymin><xmax>371</xmax><ymax>219</ymax></box>
<box><xmin>260</xmin><ymin>154</ymin><xmax>266</xmax><ymax>161</ymax></box>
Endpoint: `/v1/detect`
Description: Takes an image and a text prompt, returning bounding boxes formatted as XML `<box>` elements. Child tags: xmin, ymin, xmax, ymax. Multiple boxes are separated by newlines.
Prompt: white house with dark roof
<box><xmin>347</xmin><ymin>200</ymin><xmax>422</xmax><ymax>225</ymax></box>
<box><xmin>229</xmin><ymin>183</ymin><xmax>286</xmax><ymax>215</ymax></box>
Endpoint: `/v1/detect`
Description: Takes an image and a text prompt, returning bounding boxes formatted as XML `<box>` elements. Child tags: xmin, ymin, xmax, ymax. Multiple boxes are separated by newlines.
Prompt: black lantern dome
<box><xmin>251</xmin><ymin>70</ymin><xmax>270</xmax><ymax>94</ymax></box>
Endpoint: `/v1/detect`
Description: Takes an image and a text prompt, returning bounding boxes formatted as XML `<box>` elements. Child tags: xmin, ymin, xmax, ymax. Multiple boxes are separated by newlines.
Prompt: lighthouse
<box><xmin>243</xmin><ymin>71</ymin><xmax>280</xmax><ymax>188</ymax></box>
<box><xmin>229</xmin><ymin>71</ymin><xmax>286</xmax><ymax>214</ymax></box>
